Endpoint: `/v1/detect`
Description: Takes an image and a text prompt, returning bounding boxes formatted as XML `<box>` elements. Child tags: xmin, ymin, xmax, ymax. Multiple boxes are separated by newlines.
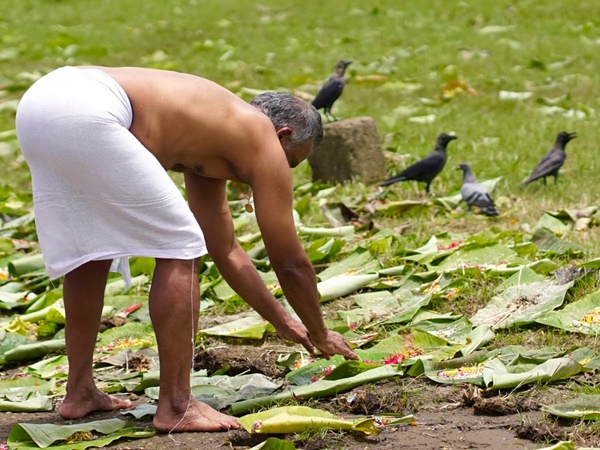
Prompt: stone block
<box><xmin>308</xmin><ymin>116</ymin><xmax>385</xmax><ymax>184</ymax></box>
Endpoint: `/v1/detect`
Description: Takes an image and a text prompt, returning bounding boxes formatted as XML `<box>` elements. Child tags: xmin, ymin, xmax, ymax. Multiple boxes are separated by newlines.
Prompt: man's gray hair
<box><xmin>250</xmin><ymin>91</ymin><xmax>323</xmax><ymax>148</ymax></box>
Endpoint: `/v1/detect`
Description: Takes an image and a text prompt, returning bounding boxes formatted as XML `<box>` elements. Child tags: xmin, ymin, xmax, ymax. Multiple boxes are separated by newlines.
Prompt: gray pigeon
<box><xmin>379</xmin><ymin>133</ymin><xmax>457</xmax><ymax>193</ymax></box>
<box><xmin>519</xmin><ymin>131</ymin><xmax>577</xmax><ymax>188</ymax></box>
<box><xmin>312</xmin><ymin>60</ymin><xmax>352</xmax><ymax>122</ymax></box>
<box><xmin>457</xmin><ymin>163</ymin><xmax>499</xmax><ymax>216</ymax></box>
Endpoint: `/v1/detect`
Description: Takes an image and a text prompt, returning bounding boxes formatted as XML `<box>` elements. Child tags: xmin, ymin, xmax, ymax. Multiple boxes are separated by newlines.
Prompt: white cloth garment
<box><xmin>15</xmin><ymin>66</ymin><xmax>207</xmax><ymax>281</ymax></box>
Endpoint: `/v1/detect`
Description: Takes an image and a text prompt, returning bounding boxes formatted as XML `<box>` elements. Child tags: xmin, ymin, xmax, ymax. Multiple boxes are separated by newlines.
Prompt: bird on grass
<box><xmin>457</xmin><ymin>163</ymin><xmax>499</xmax><ymax>216</ymax></box>
<box><xmin>312</xmin><ymin>60</ymin><xmax>352</xmax><ymax>122</ymax></box>
<box><xmin>519</xmin><ymin>131</ymin><xmax>577</xmax><ymax>188</ymax></box>
<box><xmin>379</xmin><ymin>133</ymin><xmax>458</xmax><ymax>194</ymax></box>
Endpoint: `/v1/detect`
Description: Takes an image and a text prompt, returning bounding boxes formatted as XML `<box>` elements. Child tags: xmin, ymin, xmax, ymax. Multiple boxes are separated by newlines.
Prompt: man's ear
<box><xmin>276</xmin><ymin>127</ymin><xmax>293</xmax><ymax>140</ymax></box>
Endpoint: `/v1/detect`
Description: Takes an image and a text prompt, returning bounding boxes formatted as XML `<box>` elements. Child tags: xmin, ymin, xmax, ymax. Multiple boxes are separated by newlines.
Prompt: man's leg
<box><xmin>150</xmin><ymin>258</ymin><xmax>240</xmax><ymax>432</ymax></box>
<box><xmin>59</xmin><ymin>260</ymin><xmax>132</xmax><ymax>419</ymax></box>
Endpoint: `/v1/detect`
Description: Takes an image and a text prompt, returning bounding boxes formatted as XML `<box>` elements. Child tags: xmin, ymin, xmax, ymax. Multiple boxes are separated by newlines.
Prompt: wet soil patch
<box><xmin>194</xmin><ymin>345</ymin><xmax>286</xmax><ymax>378</ymax></box>
<box><xmin>473</xmin><ymin>396</ymin><xmax>541</xmax><ymax>416</ymax></box>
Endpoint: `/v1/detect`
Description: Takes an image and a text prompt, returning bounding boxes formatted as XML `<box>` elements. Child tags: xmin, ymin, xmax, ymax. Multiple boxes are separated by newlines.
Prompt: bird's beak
<box><xmin>344</xmin><ymin>61</ymin><xmax>352</xmax><ymax>67</ymax></box>
<box><xmin>568</xmin><ymin>132</ymin><xmax>578</xmax><ymax>139</ymax></box>
<box><xmin>449</xmin><ymin>135</ymin><xmax>458</xmax><ymax>141</ymax></box>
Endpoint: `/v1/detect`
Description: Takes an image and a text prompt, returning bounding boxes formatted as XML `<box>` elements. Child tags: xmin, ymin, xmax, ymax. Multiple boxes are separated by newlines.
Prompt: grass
<box><xmin>2</xmin><ymin>0</ymin><xmax>600</xmax><ymax>446</ymax></box>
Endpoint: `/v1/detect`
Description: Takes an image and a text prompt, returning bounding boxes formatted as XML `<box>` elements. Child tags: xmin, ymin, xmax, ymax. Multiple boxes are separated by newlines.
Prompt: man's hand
<box><xmin>275</xmin><ymin>319</ymin><xmax>318</xmax><ymax>356</ymax></box>
<box><xmin>311</xmin><ymin>330</ymin><xmax>359</xmax><ymax>361</ymax></box>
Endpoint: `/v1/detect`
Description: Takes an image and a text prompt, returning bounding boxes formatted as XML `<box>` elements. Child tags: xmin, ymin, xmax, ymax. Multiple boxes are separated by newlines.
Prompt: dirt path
<box><xmin>0</xmin><ymin>405</ymin><xmax>545</xmax><ymax>450</ymax></box>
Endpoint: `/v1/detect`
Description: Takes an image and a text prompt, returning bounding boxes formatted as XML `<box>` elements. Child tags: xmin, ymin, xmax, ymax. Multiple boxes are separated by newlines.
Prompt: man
<box><xmin>15</xmin><ymin>66</ymin><xmax>358</xmax><ymax>433</ymax></box>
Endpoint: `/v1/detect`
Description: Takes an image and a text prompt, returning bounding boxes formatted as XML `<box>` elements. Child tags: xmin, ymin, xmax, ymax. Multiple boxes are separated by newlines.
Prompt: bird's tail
<box><xmin>481</xmin><ymin>205</ymin><xmax>500</xmax><ymax>216</ymax></box>
<box><xmin>379</xmin><ymin>174</ymin><xmax>408</xmax><ymax>187</ymax></box>
<box><xmin>519</xmin><ymin>179</ymin><xmax>530</xmax><ymax>189</ymax></box>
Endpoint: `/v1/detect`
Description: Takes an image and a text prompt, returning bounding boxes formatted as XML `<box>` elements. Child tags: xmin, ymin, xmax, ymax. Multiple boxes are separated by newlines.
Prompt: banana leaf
<box><xmin>0</xmin><ymin>330</ymin><xmax>32</xmax><ymax>362</ymax></box>
<box><xmin>495</xmin><ymin>267</ymin><xmax>545</xmax><ymax>292</ymax></box>
<box><xmin>534</xmin><ymin>213</ymin><xmax>571</xmax><ymax>234</ymax></box>
<box><xmin>8</xmin><ymin>418</ymin><xmax>154</xmax><ymax>449</ymax></box>
<box><xmin>482</xmin><ymin>356</ymin><xmax>584</xmax><ymax>390</ymax></box>
<box><xmin>230</xmin><ymin>364</ymin><xmax>402</xmax><ymax>415</ymax></box>
<box><xmin>239</xmin><ymin>405</ymin><xmax>381</xmax><ymax>435</ymax></box>
<box><xmin>315</xmin><ymin>248</ymin><xmax>379</xmax><ymax>281</ymax></box>
<box><xmin>0</xmin><ymin>396</ymin><xmax>53</xmax><ymax>412</ymax></box>
<box><xmin>0</xmin><ymin>291</ymin><xmax>37</xmax><ymax>310</ymax></box>
<box><xmin>373</xmin><ymin>199</ymin><xmax>428</xmax><ymax>216</ymax></box>
<box><xmin>200</xmin><ymin>313</ymin><xmax>274</xmax><ymax>339</ymax></box>
<box><xmin>380</xmin><ymin>288</ymin><xmax>431</xmax><ymax>325</ymax></box>
<box><xmin>297</xmin><ymin>225</ymin><xmax>354</xmax><ymax>237</ymax></box>
<box><xmin>433</xmin><ymin>243</ymin><xmax>517</xmax><ymax>271</ymax></box>
<box><xmin>8</xmin><ymin>254</ymin><xmax>45</xmax><ymax>277</ymax></box>
<box><xmin>337</xmin><ymin>291</ymin><xmax>399</xmax><ymax>324</ymax></box>
<box><xmin>27</xmin><ymin>355</ymin><xmax>69</xmax><ymax>379</ymax></box>
<box><xmin>4</xmin><ymin>339</ymin><xmax>66</xmax><ymax>363</ymax></box>
<box><xmin>470</xmin><ymin>281</ymin><xmax>573</xmax><ymax>329</ymax></box>
<box><xmin>317</xmin><ymin>273</ymin><xmax>379</xmax><ymax>303</ymax></box>
<box><xmin>542</xmin><ymin>394</ymin><xmax>600</xmax><ymax>420</ymax></box>
<box><xmin>0</xmin><ymin>376</ymin><xmax>55</xmax><ymax>400</ymax></box>
<box><xmin>531</xmin><ymin>227</ymin><xmax>586</xmax><ymax>255</ymax></box>
<box><xmin>536</xmin><ymin>289</ymin><xmax>600</xmax><ymax>334</ymax></box>
<box><xmin>104</xmin><ymin>275</ymin><xmax>148</xmax><ymax>296</ymax></box>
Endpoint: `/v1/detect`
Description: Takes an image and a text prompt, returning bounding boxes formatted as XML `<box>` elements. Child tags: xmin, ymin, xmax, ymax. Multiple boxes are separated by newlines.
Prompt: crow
<box><xmin>457</xmin><ymin>163</ymin><xmax>499</xmax><ymax>216</ymax></box>
<box><xmin>519</xmin><ymin>131</ymin><xmax>577</xmax><ymax>188</ymax></box>
<box><xmin>379</xmin><ymin>133</ymin><xmax>458</xmax><ymax>193</ymax></box>
<box><xmin>312</xmin><ymin>60</ymin><xmax>352</xmax><ymax>122</ymax></box>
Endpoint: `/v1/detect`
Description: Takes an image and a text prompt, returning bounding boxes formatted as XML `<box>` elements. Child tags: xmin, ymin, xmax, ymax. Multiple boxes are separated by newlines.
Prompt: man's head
<box><xmin>250</xmin><ymin>91</ymin><xmax>323</xmax><ymax>167</ymax></box>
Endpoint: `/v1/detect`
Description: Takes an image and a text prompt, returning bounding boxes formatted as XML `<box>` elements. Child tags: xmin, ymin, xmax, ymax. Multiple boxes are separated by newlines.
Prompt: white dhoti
<box><xmin>15</xmin><ymin>66</ymin><xmax>207</xmax><ymax>281</ymax></box>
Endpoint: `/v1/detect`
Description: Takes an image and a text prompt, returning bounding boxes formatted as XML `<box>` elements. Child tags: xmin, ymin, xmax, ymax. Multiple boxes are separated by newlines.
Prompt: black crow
<box><xmin>519</xmin><ymin>131</ymin><xmax>577</xmax><ymax>188</ymax></box>
<box><xmin>379</xmin><ymin>133</ymin><xmax>458</xmax><ymax>193</ymax></box>
<box><xmin>312</xmin><ymin>60</ymin><xmax>352</xmax><ymax>122</ymax></box>
<box><xmin>457</xmin><ymin>163</ymin><xmax>499</xmax><ymax>216</ymax></box>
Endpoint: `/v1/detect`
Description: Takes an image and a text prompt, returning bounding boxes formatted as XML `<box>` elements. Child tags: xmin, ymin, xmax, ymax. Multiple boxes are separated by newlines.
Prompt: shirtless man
<box><xmin>15</xmin><ymin>66</ymin><xmax>358</xmax><ymax>433</ymax></box>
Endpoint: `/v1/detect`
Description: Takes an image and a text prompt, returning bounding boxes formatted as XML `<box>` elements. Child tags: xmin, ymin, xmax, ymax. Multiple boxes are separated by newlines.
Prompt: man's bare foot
<box><xmin>59</xmin><ymin>388</ymin><xmax>132</xmax><ymax>419</ymax></box>
<box><xmin>153</xmin><ymin>398</ymin><xmax>240</xmax><ymax>432</ymax></box>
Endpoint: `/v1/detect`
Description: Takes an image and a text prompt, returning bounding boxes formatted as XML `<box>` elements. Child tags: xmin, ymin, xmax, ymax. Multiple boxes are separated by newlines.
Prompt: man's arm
<box><xmin>242</xmin><ymin>133</ymin><xmax>357</xmax><ymax>360</ymax></box>
<box><xmin>184</xmin><ymin>172</ymin><xmax>318</xmax><ymax>353</ymax></box>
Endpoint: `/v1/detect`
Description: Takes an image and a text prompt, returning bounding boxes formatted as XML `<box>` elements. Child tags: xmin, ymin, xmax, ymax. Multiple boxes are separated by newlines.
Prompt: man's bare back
<box><xmin>82</xmin><ymin>66</ymin><xmax>281</xmax><ymax>183</ymax></box>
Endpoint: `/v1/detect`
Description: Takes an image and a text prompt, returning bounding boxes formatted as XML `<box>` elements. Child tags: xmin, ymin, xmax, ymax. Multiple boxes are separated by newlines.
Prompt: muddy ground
<box><xmin>1</xmin><ymin>344</ymin><xmax>599</xmax><ymax>450</ymax></box>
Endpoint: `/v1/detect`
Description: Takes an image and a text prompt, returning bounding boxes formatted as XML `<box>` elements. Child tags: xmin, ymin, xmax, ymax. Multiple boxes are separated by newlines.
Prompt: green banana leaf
<box><xmin>315</xmin><ymin>249</ymin><xmax>378</xmax><ymax>281</ymax></box>
<box><xmin>470</xmin><ymin>281</ymin><xmax>573</xmax><ymax>329</ymax></box>
<box><xmin>200</xmin><ymin>313</ymin><xmax>274</xmax><ymax>339</ymax></box>
<box><xmin>536</xmin><ymin>289</ymin><xmax>600</xmax><ymax>334</ymax></box>
<box><xmin>230</xmin><ymin>364</ymin><xmax>402</xmax><ymax>415</ymax></box>
<box><xmin>8</xmin><ymin>254</ymin><xmax>45</xmax><ymax>277</ymax></box>
<box><xmin>0</xmin><ymin>291</ymin><xmax>37</xmax><ymax>310</ymax></box>
<box><xmin>531</xmin><ymin>227</ymin><xmax>586</xmax><ymax>255</ymax></box>
<box><xmin>8</xmin><ymin>418</ymin><xmax>154</xmax><ymax>449</ymax></box>
<box><xmin>239</xmin><ymin>405</ymin><xmax>380</xmax><ymax>435</ymax></box>
<box><xmin>0</xmin><ymin>396</ymin><xmax>54</xmax><ymax>412</ymax></box>
<box><xmin>4</xmin><ymin>339</ymin><xmax>66</xmax><ymax>363</ymax></box>
<box><xmin>317</xmin><ymin>273</ymin><xmax>379</xmax><ymax>303</ymax></box>
<box><xmin>542</xmin><ymin>394</ymin><xmax>600</xmax><ymax>420</ymax></box>
<box><xmin>482</xmin><ymin>356</ymin><xmax>584</xmax><ymax>390</ymax></box>
<box><xmin>27</xmin><ymin>355</ymin><xmax>69</xmax><ymax>379</ymax></box>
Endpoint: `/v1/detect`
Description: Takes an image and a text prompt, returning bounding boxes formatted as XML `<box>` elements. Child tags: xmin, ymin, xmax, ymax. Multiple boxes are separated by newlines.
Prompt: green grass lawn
<box><xmin>2</xmin><ymin>0</ymin><xmax>599</xmax><ymax>227</ymax></box>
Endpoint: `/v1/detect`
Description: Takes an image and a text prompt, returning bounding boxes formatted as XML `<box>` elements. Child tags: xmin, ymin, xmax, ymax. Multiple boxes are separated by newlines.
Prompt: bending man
<box><xmin>15</xmin><ymin>66</ymin><xmax>358</xmax><ymax>433</ymax></box>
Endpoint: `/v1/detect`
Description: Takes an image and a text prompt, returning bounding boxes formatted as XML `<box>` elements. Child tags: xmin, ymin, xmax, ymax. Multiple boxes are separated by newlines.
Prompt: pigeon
<box><xmin>379</xmin><ymin>133</ymin><xmax>458</xmax><ymax>193</ymax></box>
<box><xmin>457</xmin><ymin>163</ymin><xmax>499</xmax><ymax>216</ymax></box>
<box><xmin>519</xmin><ymin>131</ymin><xmax>577</xmax><ymax>188</ymax></box>
<box><xmin>312</xmin><ymin>60</ymin><xmax>352</xmax><ymax>122</ymax></box>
